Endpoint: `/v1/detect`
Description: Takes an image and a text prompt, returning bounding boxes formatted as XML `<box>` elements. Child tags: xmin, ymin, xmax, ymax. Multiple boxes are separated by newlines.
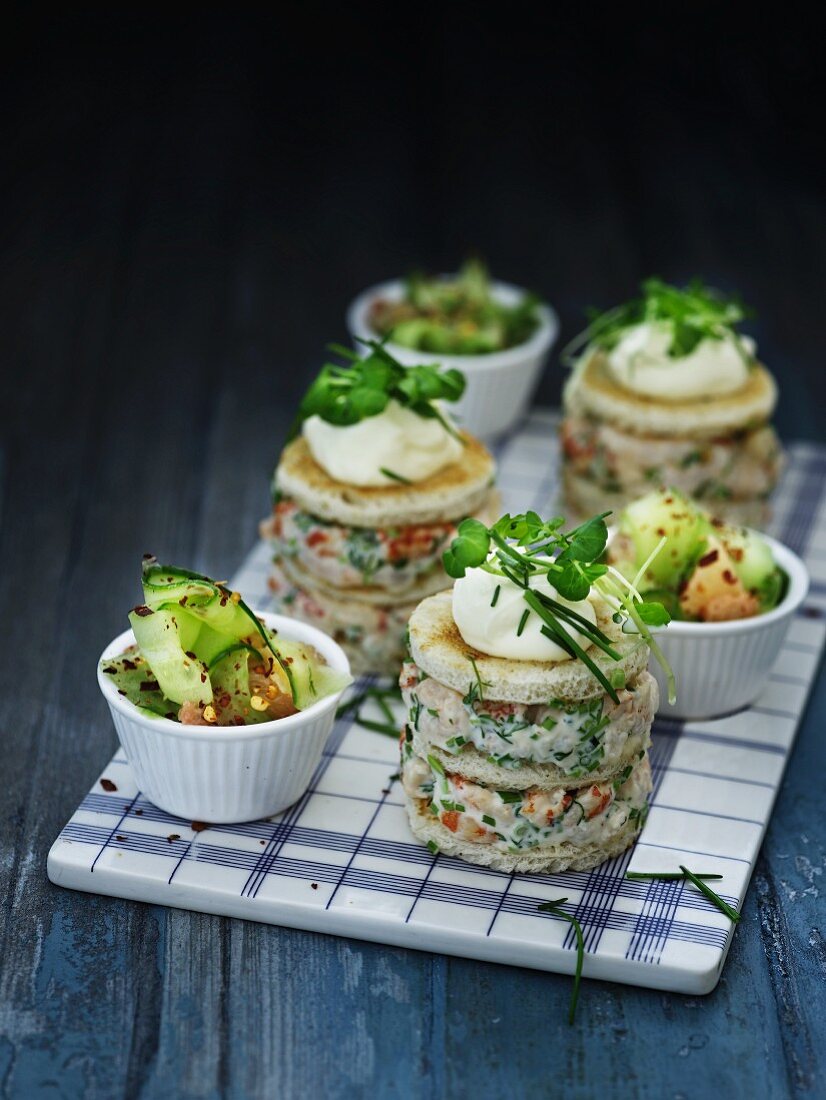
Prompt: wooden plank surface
<box><xmin>1</xmin><ymin>13</ymin><xmax>824</xmax><ymax>1099</ymax></box>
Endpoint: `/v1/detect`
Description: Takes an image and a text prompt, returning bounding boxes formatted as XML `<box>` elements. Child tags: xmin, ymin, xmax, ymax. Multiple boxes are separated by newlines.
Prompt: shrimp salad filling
<box><xmin>401</xmin><ymin>742</ymin><xmax>651</xmax><ymax>852</ymax></box>
<box><xmin>562</xmin><ymin>417</ymin><xmax>782</xmax><ymax>505</ymax></box>
<box><xmin>399</xmin><ymin>661</ymin><xmax>656</xmax><ymax>775</ymax></box>
<box><xmin>269</xmin><ymin>495</ymin><xmax>457</xmax><ymax>592</ymax></box>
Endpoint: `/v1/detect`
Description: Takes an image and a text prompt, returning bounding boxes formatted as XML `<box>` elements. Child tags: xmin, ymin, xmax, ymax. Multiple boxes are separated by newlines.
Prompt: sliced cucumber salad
<box><xmin>101</xmin><ymin>558</ymin><xmax>350</xmax><ymax>723</ymax></box>
<box><xmin>610</xmin><ymin>489</ymin><xmax>787</xmax><ymax>623</ymax></box>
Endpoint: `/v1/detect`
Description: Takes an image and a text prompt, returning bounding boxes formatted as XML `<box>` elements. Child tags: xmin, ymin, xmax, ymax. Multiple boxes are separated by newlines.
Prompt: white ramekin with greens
<box><xmin>346</xmin><ymin>262</ymin><xmax>558</xmax><ymax>439</ymax></box>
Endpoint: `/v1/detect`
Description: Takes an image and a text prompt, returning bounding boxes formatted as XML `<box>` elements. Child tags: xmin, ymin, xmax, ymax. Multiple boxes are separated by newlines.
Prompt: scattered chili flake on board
<box><xmin>167</xmin><ymin>834</ymin><xmax>181</xmax><ymax>843</ymax></box>
<box><xmin>191</xmin><ymin>821</ymin><xmax>209</xmax><ymax>833</ymax></box>
<box><xmin>100</xmin><ymin>778</ymin><xmax>118</xmax><ymax>792</ymax></box>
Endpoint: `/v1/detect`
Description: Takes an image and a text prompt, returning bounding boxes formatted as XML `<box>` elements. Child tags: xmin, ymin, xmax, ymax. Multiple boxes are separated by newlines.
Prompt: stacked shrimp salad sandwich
<box><xmin>400</xmin><ymin>509</ymin><xmax>673</xmax><ymax>874</ymax></box>
<box><xmin>561</xmin><ymin>279</ymin><xmax>783</xmax><ymax>528</ymax></box>
<box><xmin>264</xmin><ymin>343</ymin><xmax>497</xmax><ymax>676</ymax></box>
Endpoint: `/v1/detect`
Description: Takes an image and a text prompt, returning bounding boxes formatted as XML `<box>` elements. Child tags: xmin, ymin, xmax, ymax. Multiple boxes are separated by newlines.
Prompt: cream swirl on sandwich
<box><xmin>303</xmin><ymin>399</ymin><xmax>463</xmax><ymax>486</ymax></box>
<box><xmin>452</xmin><ymin>562</ymin><xmax>596</xmax><ymax>662</ymax></box>
<box><xmin>606</xmin><ymin>322</ymin><xmax>755</xmax><ymax>402</ymax></box>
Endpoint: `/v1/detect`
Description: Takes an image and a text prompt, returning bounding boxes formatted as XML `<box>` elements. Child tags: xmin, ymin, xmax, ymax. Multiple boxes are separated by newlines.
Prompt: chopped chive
<box><xmin>482</xmin><ymin>814</ymin><xmax>496</xmax><ymax>826</ymax></box>
<box><xmin>525</xmin><ymin>593</ymin><xmax>619</xmax><ymax>703</ymax></box>
<box><xmin>369</xmin><ymin>689</ymin><xmax>397</xmax><ymax>725</ymax></box>
<box><xmin>538</xmin><ymin>897</ymin><xmax>584</xmax><ymax>1024</ymax></box>
<box><xmin>336</xmin><ymin>690</ymin><xmax>368</xmax><ymax>718</ymax></box>
<box><xmin>427</xmin><ymin>754</ymin><xmax>445</xmax><ymax>776</ymax></box>
<box><xmin>679</xmin><ymin>865</ymin><xmax>740</xmax><ymax>922</ymax></box>
<box><xmin>625</xmin><ymin>871</ymin><xmax>723</xmax><ymax>881</ymax></box>
<box><xmin>380</xmin><ymin>467</ymin><xmax>412</xmax><ymax>485</ymax></box>
<box><xmin>516</xmin><ymin>608</ymin><xmax>530</xmax><ymax>637</ymax></box>
<box><xmin>354</xmin><ymin>717</ymin><xmax>399</xmax><ymax>737</ymax></box>
<box><xmin>491</xmin><ymin>584</ymin><xmax>501</xmax><ymax>608</ymax></box>
<box><xmin>426</xmin><ymin>840</ymin><xmax>438</xmax><ymax>855</ymax></box>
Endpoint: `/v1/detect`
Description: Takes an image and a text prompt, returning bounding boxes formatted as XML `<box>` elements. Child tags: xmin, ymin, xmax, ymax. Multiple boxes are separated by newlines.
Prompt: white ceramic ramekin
<box><xmin>346</xmin><ymin>277</ymin><xmax>559</xmax><ymax>440</ymax></box>
<box><xmin>650</xmin><ymin>535</ymin><xmax>809</xmax><ymax>721</ymax></box>
<box><xmin>97</xmin><ymin>611</ymin><xmax>351</xmax><ymax>823</ymax></box>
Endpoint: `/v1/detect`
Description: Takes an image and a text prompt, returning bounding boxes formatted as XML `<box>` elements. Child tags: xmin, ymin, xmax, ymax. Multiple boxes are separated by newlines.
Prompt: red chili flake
<box><xmin>191</xmin><ymin>821</ymin><xmax>209</xmax><ymax>833</ymax></box>
<box><xmin>133</xmin><ymin>605</ymin><xmax>153</xmax><ymax>617</ymax></box>
<box><xmin>103</xmin><ymin>666</ymin><xmax>117</xmax><ymax>675</ymax></box>
<box><xmin>100</xmin><ymin>778</ymin><xmax>118</xmax><ymax>792</ymax></box>
<box><xmin>722</xmin><ymin>570</ymin><xmax>737</xmax><ymax>585</ymax></box>
<box><xmin>200</xmin><ymin>672</ymin><xmax>207</xmax><ymax>683</ymax></box>
<box><xmin>698</xmin><ymin>549</ymin><xmax>719</xmax><ymax>568</ymax></box>
<box><xmin>117</xmin><ymin>690</ymin><xmax>127</xmax><ymax>696</ymax></box>
<box><xmin>310</xmin><ymin>883</ymin><xmax>319</xmax><ymax>890</ymax></box>
<box><xmin>122</xmin><ymin>658</ymin><xmax>138</xmax><ymax>671</ymax></box>
<box><xmin>134</xmin><ymin>809</ymin><xmax>143</xmax><ymax>815</ymax></box>
<box><xmin>179</xmin><ymin>595</ymin><xmax>188</xmax><ymax>606</ymax></box>
<box><xmin>167</xmin><ymin>834</ymin><xmax>181</xmax><ymax>843</ymax></box>
<box><xmin>259</xmin><ymin>839</ymin><xmax>266</xmax><ymax>845</ymax></box>
<box><xmin>140</xmin><ymin>681</ymin><xmax>157</xmax><ymax>692</ymax></box>
<box><xmin>729</xmin><ymin>547</ymin><xmax>744</xmax><ymax>562</ymax></box>
<box><xmin>185</xmin><ymin>651</ymin><xmax>196</xmax><ymax>659</ymax></box>
<box><xmin>116</xmin><ymin>835</ymin><xmax>126</xmax><ymax>841</ymax></box>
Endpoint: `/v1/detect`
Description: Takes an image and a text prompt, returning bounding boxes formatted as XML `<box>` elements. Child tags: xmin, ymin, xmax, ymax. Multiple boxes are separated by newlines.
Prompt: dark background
<box><xmin>2</xmin><ymin>12</ymin><xmax>826</xmax><ymax>1098</ymax></box>
<box><xmin>3</xmin><ymin>10</ymin><xmax>825</xmax><ymax>462</ymax></box>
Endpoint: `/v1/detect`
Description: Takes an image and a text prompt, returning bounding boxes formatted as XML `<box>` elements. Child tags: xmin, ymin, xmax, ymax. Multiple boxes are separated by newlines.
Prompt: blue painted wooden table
<box><xmin>2</xmin><ymin>20</ymin><xmax>825</xmax><ymax>1093</ymax></box>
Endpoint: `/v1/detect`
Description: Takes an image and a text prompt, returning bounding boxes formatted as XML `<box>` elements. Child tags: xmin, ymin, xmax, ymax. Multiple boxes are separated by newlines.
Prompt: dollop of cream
<box><xmin>606</xmin><ymin>322</ymin><xmax>754</xmax><ymax>402</ymax></box>
<box><xmin>303</xmin><ymin>399</ymin><xmax>463</xmax><ymax>487</ymax></box>
<box><xmin>452</xmin><ymin>566</ymin><xmax>597</xmax><ymax>662</ymax></box>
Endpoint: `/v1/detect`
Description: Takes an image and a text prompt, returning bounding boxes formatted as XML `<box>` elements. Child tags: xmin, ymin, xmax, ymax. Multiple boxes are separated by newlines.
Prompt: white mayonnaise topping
<box><xmin>452</xmin><ymin>565</ymin><xmax>597</xmax><ymax>662</ymax></box>
<box><xmin>303</xmin><ymin>399</ymin><xmax>463</xmax><ymax>487</ymax></box>
<box><xmin>606</xmin><ymin>322</ymin><xmax>754</xmax><ymax>401</ymax></box>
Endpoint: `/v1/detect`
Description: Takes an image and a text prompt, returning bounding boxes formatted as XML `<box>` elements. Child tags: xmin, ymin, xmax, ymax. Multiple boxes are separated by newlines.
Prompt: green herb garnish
<box><xmin>679</xmin><ymin>865</ymin><xmax>740</xmax><ymax>923</ymax></box>
<box><xmin>538</xmin><ymin>897</ymin><xmax>585</xmax><ymax>1024</ymax></box>
<box><xmin>293</xmin><ymin>340</ymin><xmax>465</xmax><ymax>439</ymax></box>
<box><xmin>443</xmin><ymin>510</ymin><xmax>675</xmax><ymax>704</ymax></box>
<box><xmin>561</xmin><ymin>277</ymin><xmax>754</xmax><ymax>368</ymax></box>
<box><xmin>379</xmin><ymin>467</ymin><xmax>412</xmax><ymax>485</ymax></box>
<box><xmin>625</xmin><ymin>871</ymin><xmax>722</xmax><ymax>881</ymax></box>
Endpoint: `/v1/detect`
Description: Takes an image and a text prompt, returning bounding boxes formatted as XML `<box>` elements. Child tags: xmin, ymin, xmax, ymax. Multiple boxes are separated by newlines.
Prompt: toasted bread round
<box><xmin>407</xmin><ymin>590</ymin><xmax>650</xmax><ymax>705</ymax></box>
<box><xmin>404</xmin><ymin>794</ymin><xmax>644</xmax><ymax>874</ymax></box>
<box><xmin>563</xmin><ymin>352</ymin><xmax>778</xmax><ymax>439</ymax></box>
<box><xmin>275</xmin><ymin>433</ymin><xmax>496</xmax><ymax>528</ymax></box>
<box><xmin>278</xmin><ymin>550</ymin><xmax>449</xmax><ymax>608</ymax></box>
<box><xmin>268</xmin><ymin>558</ymin><xmax>413</xmax><ymax>677</ymax></box>
<box><xmin>560</xmin><ymin>466</ymin><xmax>771</xmax><ymax>530</ymax></box>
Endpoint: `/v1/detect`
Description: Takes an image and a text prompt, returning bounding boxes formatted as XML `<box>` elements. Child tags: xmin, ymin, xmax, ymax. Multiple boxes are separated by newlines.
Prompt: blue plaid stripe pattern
<box><xmin>48</xmin><ymin>413</ymin><xmax>826</xmax><ymax>994</ymax></box>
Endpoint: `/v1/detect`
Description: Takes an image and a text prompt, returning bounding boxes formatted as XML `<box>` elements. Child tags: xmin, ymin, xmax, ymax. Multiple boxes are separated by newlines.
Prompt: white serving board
<box><xmin>48</xmin><ymin>412</ymin><xmax>826</xmax><ymax>994</ymax></box>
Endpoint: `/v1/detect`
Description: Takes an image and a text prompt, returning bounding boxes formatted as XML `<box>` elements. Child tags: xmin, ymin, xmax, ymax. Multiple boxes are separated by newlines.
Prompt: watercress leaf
<box><xmin>635</xmin><ymin>600</ymin><xmax>671</xmax><ymax>626</ymax></box>
<box><xmin>442</xmin><ymin>518</ymin><xmax>491</xmax><ymax>578</ymax></box>
<box><xmin>553</xmin><ymin>561</ymin><xmax>592</xmax><ymax>601</ymax></box>
<box><xmin>557</xmin><ymin>515</ymin><xmax>609</xmax><ymax>563</ymax></box>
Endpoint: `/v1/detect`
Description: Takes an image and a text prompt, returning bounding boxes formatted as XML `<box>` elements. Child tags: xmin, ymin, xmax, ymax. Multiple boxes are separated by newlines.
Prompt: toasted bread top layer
<box><xmin>563</xmin><ymin>352</ymin><xmax>778</xmax><ymax>438</ymax></box>
<box><xmin>275</xmin><ymin>433</ymin><xmax>496</xmax><ymax>527</ymax></box>
<box><xmin>408</xmin><ymin>590</ymin><xmax>650</xmax><ymax>704</ymax></box>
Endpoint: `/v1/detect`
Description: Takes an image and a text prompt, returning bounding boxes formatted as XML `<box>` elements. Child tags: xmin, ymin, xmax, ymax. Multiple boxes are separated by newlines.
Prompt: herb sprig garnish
<box><xmin>292</xmin><ymin>340</ymin><xmax>465</xmax><ymax>440</ymax></box>
<box><xmin>537</xmin><ymin>898</ymin><xmax>585</xmax><ymax>1024</ymax></box>
<box><xmin>443</xmin><ymin>510</ymin><xmax>676</xmax><ymax>704</ymax></box>
<box><xmin>561</xmin><ymin>277</ymin><xmax>755</xmax><ymax>368</ymax></box>
<box><xmin>336</xmin><ymin>683</ymin><xmax>402</xmax><ymax>738</ymax></box>
<box><xmin>626</xmin><ymin>868</ymin><xmax>738</xmax><ymax>923</ymax></box>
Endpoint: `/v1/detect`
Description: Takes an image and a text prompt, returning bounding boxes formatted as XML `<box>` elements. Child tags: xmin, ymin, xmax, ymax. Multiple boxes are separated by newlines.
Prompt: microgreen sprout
<box><xmin>561</xmin><ymin>277</ymin><xmax>755</xmax><ymax>368</ymax></box>
<box><xmin>292</xmin><ymin>340</ymin><xmax>466</xmax><ymax>439</ymax></box>
<box><xmin>443</xmin><ymin>510</ymin><xmax>675</xmax><ymax>704</ymax></box>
